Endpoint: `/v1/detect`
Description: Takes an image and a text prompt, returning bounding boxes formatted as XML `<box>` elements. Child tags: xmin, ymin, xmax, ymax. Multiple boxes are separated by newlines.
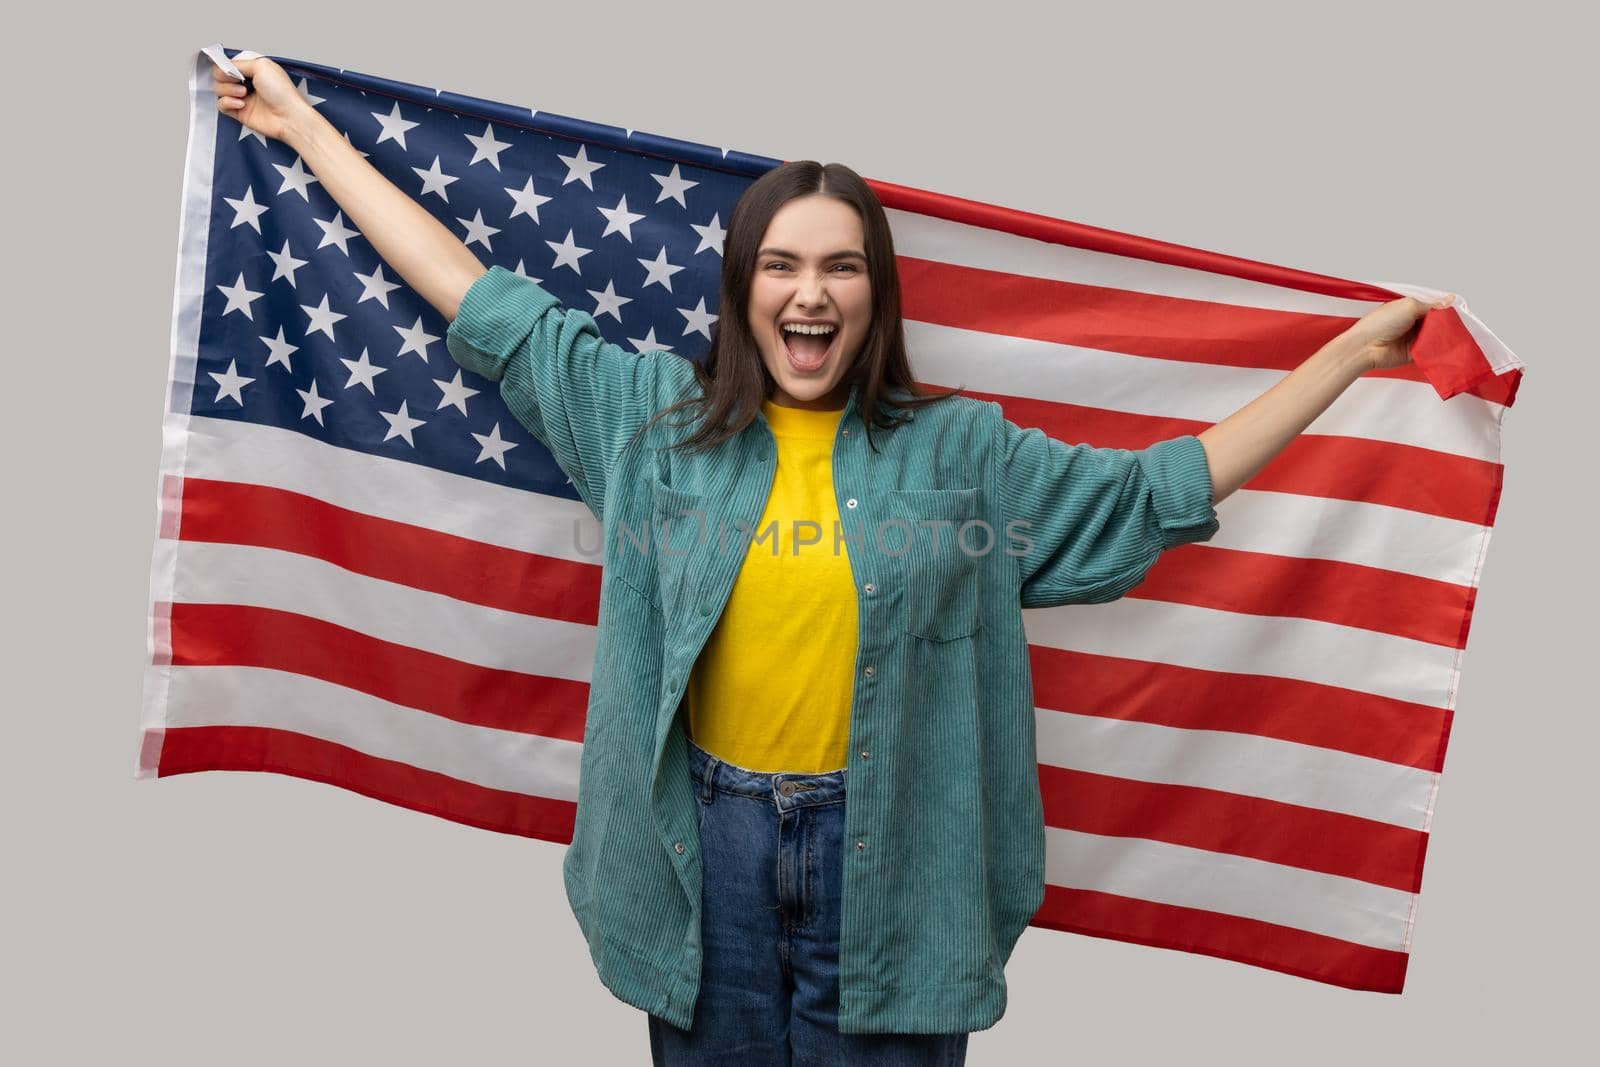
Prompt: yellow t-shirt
<box><xmin>685</xmin><ymin>399</ymin><xmax>858</xmax><ymax>773</ymax></box>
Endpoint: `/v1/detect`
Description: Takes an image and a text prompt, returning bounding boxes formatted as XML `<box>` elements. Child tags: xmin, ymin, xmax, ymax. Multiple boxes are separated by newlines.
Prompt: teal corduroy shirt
<box><xmin>444</xmin><ymin>266</ymin><xmax>1221</xmax><ymax>1034</ymax></box>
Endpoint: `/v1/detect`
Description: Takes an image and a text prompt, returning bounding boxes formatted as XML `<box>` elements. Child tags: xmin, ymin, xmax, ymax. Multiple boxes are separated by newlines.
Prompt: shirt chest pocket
<box><xmin>651</xmin><ymin>479</ymin><xmax>708</xmax><ymax>619</ymax></box>
<box><xmin>885</xmin><ymin>487</ymin><xmax>982</xmax><ymax>642</ymax></box>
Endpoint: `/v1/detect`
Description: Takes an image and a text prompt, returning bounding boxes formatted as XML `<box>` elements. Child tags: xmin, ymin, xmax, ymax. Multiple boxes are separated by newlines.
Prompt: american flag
<box><xmin>141</xmin><ymin>46</ymin><xmax>1524</xmax><ymax>993</ymax></box>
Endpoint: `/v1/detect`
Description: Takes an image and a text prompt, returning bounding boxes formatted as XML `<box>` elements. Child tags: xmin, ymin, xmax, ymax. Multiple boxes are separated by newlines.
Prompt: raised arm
<box><xmin>213</xmin><ymin>55</ymin><xmax>486</xmax><ymax>319</ymax></box>
<box><xmin>214</xmin><ymin>56</ymin><xmax>686</xmax><ymax>521</ymax></box>
<box><xmin>1195</xmin><ymin>293</ymin><xmax>1455</xmax><ymax>501</ymax></box>
<box><xmin>997</xmin><ymin>291</ymin><xmax>1456</xmax><ymax>609</ymax></box>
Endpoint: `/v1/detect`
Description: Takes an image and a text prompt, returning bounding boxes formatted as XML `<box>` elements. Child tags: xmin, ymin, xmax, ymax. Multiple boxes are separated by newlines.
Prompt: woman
<box><xmin>214</xmin><ymin>57</ymin><xmax>1451</xmax><ymax>1066</ymax></box>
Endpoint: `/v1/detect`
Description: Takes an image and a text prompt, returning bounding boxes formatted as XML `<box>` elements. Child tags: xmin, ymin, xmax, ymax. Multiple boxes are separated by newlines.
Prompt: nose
<box><xmin>795</xmin><ymin>268</ymin><xmax>831</xmax><ymax>310</ymax></box>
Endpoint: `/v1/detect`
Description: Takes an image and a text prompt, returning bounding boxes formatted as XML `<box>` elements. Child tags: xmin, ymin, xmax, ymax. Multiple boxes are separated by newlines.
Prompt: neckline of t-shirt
<box><xmin>761</xmin><ymin>399</ymin><xmax>845</xmax><ymax>441</ymax></box>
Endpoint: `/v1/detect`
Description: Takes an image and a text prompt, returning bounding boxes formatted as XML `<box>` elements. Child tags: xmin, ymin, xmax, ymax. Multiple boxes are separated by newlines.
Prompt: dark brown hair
<box><xmin>637</xmin><ymin>160</ymin><xmax>962</xmax><ymax>455</ymax></box>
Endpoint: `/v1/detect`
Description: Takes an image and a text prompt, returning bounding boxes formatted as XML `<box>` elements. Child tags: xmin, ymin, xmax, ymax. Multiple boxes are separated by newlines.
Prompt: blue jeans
<box><xmin>647</xmin><ymin>737</ymin><xmax>970</xmax><ymax>1066</ymax></box>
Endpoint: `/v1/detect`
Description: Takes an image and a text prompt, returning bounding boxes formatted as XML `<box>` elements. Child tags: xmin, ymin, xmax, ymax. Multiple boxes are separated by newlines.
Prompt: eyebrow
<box><xmin>757</xmin><ymin>247</ymin><xmax>868</xmax><ymax>262</ymax></box>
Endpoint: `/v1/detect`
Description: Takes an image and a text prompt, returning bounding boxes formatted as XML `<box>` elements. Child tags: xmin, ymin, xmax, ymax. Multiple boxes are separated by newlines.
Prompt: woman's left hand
<box><xmin>1346</xmin><ymin>293</ymin><xmax>1457</xmax><ymax>371</ymax></box>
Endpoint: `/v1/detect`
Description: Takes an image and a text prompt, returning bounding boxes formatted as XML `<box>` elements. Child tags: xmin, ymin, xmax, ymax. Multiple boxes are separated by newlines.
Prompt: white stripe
<box><xmin>183</xmin><ymin>415</ymin><xmax>602</xmax><ymax>562</ymax></box>
<box><xmin>1035</xmin><ymin>708</ymin><xmax>1436</xmax><ymax>830</ymax></box>
<box><xmin>165</xmin><ymin>665</ymin><xmax>581</xmax><ymax>801</ymax></box>
<box><xmin>1200</xmin><ymin>486</ymin><xmax>1489</xmax><ymax>589</ymax></box>
<box><xmin>1024</xmin><ymin>597</ymin><xmax>1456</xmax><ymax>710</ymax></box>
<box><xmin>889</xmin><ymin>207</ymin><xmax>1389</xmax><ymax>319</ymax></box>
<box><xmin>1044</xmin><ymin>826</ymin><xmax>1413</xmax><ymax>951</ymax></box>
<box><xmin>171</xmin><ymin>540</ymin><xmax>597</xmax><ymax>679</ymax></box>
<box><xmin>906</xmin><ymin>319</ymin><xmax>1507</xmax><ymax>462</ymax></box>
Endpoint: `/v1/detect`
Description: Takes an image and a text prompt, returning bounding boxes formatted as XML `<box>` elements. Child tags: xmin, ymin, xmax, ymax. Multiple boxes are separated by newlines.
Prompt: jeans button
<box><xmin>778</xmin><ymin>781</ymin><xmax>797</xmax><ymax>797</ymax></box>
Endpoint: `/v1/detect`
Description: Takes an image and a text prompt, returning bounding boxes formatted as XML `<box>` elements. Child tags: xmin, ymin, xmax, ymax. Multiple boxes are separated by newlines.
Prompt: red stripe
<box><xmin>1133</xmin><ymin>543</ymin><xmax>1475</xmax><ymax>649</ymax></box>
<box><xmin>153</xmin><ymin>724</ymin><xmax>577</xmax><ymax>843</ymax></box>
<box><xmin>1034</xmin><ymin>885</ymin><xmax>1408</xmax><ymax>992</ymax></box>
<box><xmin>1040</xmin><ymin>764</ymin><xmax>1427</xmax><ymax>892</ymax></box>
<box><xmin>168</xmin><ymin>602</ymin><xmax>590</xmax><ymax>741</ymax></box>
<box><xmin>902</xmin><ymin>255</ymin><xmax>1367</xmax><ymax>374</ymax></box>
<box><xmin>175</xmin><ymin>477</ymin><xmax>601</xmax><ymax>624</ymax></box>
<box><xmin>899</xmin><ymin>255</ymin><xmax>1519</xmax><ymax>408</ymax></box>
<box><xmin>875</xmin><ymin>180</ymin><xmax>1516</xmax><ymax>408</ymax></box>
<box><xmin>956</xmin><ymin>387</ymin><xmax>1504</xmax><ymax>527</ymax></box>
<box><xmin>1030</xmin><ymin>646</ymin><xmax>1453</xmax><ymax>772</ymax></box>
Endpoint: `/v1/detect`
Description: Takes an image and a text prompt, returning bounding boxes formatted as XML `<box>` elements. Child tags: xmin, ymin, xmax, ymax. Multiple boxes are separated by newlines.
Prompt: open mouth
<box><xmin>780</xmin><ymin>325</ymin><xmax>838</xmax><ymax>374</ymax></box>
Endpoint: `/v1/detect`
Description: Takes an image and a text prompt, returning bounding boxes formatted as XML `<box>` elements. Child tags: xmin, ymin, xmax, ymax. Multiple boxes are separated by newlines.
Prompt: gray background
<box><xmin>5</xmin><ymin>1</ymin><xmax>1592</xmax><ymax>1062</ymax></box>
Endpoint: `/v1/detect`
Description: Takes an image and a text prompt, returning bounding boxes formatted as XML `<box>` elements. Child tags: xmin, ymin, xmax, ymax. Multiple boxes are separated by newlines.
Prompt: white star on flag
<box><xmin>300</xmin><ymin>294</ymin><xmax>347</xmax><ymax>341</ymax></box>
<box><xmin>314</xmin><ymin>210</ymin><xmax>360</xmax><ymax>254</ymax></box>
<box><xmin>679</xmin><ymin>297</ymin><xmax>718</xmax><ymax>340</ymax></box>
<box><xmin>505</xmin><ymin>177</ymin><xmax>552</xmax><ymax>223</ymax></box>
<box><xmin>598</xmin><ymin>195</ymin><xmax>646</xmax><ymax>241</ymax></box>
<box><xmin>379</xmin><ymin>400</ymin><xmax>426</xmax><ymax>446</ymax></box>
<box><xmin>296</xmin><ymin>378</ymin><xmax>334</xmax><ymax>425</ymax></box>
<box><xmin>588</xmin><ymin>280</ymin><xmax>633</xmax><ymax>322</ymax></box>
<box><xmin>393</xmin><ymin>316</ymin><xmax>440</xmax><ymax>360</ymax></box>
<box><xmin>224</xmin><ymin>186</ymin><xmax>269</xmax><ymax>232</ymax></box>
<box><xmin>339</xmin><ymin>347</ymin><xmax>386</xmax><ymax>393</ymax></box>
<box><xmin>558</xmin><ymin>143</ymin><xmax>604</xmax><ymax>189</ymax></box>
<box><xmin>651</xmin><ymin>163</ymin><xmax>698</xmax><ymax>207</ymax></box>
<box><xmin>272</xmin><ymin>157</ymin><xmax>322</xmax><ymax>201</ymax></box>
<box><xmin>235</xmin><ymin>118</ymin><xmax>267</xmax><ymax>146</ymax></box>
<box><xmin>207</xmin><ymin>359</ymin><xmax>254</xmax><ymax>405</ymax></box>
<box><xmin>691</xmin><ymin>213</ymin><xmax>727</xmax><ymax>256</ymax></box>
<box><xmin>267</xmin><ymin>240</ymin><xmax>309</xmax><ymax>285</ymax></box>
<box><xmin>471</xmin><ymin>422</ymin><xmax>518</xmax><ymax>469</ymax></box>
<box><xmin>215</xmin><ymin>273</ymin><xmax>263</xmax><ymax>320</ymax></box>
<box><xmin>456</xmin><ymin>209</ymin><xmax>501</xmax><ymax>251</ymax></box>
<box><xmin>546</xmin><ymin>229</ymin><xmax>592</xmax><ymax>274</ymax></box>
<box><xmin>371</xmin><ymin>101</ymin><xmax>419</xmax><ymax>148</ymax></box>
<box><xmin>260</xmin><ymin>327</ymin><xmax>299</xmax><ymax>371</ymax></box>
<box><xmin>627</xmin><ymin>327</ymin><xmax>673</xmax><ymax>354</ymax></box>
<box><xmin>465</xmin><ymin>123</ymin><xmax>512</xmax><ymax>170</ymax></box>
<box><xmin>413</xmin><ymin>156</ymin><xmax>460</xmax><ymax>202</ymax></box>
<box><xmin>294</xmin><ymin>76</ymin><xmax>327</xmax><ymax>108</ymax></box>
<box><xmin>638</xmin><ymin>246</ymin><xmax>686</xmax><ymax>292</ymax></box>
<box><xmin>434</xmin><ymin>370</ymin><xmax>481</xmax><ymax>415</ymax></box>
<box><xmin>354</xmin><ymin>264</ymin><xmax>401</xmax><ymax>308</ymax></box>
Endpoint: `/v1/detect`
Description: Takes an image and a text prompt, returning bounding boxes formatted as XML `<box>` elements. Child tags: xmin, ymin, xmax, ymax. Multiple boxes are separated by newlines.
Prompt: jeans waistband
<box><xmin>686</xmin><ymin>736</ymin><xmax>847</xmax><ymax>810</ymax></box>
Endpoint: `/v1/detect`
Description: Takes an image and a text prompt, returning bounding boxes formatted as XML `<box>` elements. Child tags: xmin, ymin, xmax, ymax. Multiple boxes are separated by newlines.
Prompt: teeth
<box><xmin>782</xmin><ymin>323</ymin><xmax>836</xmax><ymax>336</ymax></box>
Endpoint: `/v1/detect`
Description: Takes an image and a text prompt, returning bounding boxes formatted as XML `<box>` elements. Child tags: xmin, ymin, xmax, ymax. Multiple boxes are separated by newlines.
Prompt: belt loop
<box><xmin>699</xmin><ymin>753</ymin><xmax>718</xmax><ymax>803</ymax></box>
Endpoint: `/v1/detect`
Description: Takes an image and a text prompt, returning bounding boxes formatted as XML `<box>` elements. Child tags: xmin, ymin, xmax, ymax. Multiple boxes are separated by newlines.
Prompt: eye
<box><xmin>833</xmin><ymin>263</ymin><xmax>860</xmax><ymax>273</ymax></box>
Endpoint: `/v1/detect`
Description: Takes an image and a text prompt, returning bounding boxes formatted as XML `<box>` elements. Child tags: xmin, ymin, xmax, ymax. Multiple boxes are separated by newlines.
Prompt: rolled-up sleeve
<box><xmin>993</xmin><ymin>410</ymin><xmax>1220</xmax><ymax>608</ymax></box>
<box><xmin>446</xmin><ymin>265</ymin><xmax>676</xmax><ymax>521</ymax></box>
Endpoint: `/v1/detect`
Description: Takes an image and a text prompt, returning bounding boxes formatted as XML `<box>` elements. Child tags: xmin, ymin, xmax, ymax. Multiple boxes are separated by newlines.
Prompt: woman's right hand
<box><xmin>212</xmin><ymin>55</ymin><xmax>307</xmax><ymax>144</ymax></box>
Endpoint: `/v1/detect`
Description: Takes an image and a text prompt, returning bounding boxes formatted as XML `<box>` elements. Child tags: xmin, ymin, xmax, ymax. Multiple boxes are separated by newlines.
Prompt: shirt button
<box><xmin>863</xmin><ymin>582</ymin><xmax>875</xmax><ymax>595</ymax></box>
<box><xmin>859</xmin><ymin>749</ymin><xmax>871</xmax><ymax>760</ymax></box>
<box><xmin>699</xmin><ymin>601</ymin><xmax>712</xmax><ymax>617</ymax></box>
<box><xmin>842</xmin><ymin>428</ymin><xmax>850</xmax><ymax>436</ymax></box>
<box><xmin>674</xmin><ymin>841</ymin><xmax>685</xmax><ymax>854</ymax></box>
<box><xmin>846</xmin><ymin>498</ymin><xmax>858</xmax><ymax>509</ymax></box>
<box><xmin>863</xmin><ymin>665</ymin><xmax>875</xmax><ymax>678</ymax></box>
<box><xmin>855</xmin><ymin>840</ymin><xmax>866</xmax><ymax>851</ymax></box>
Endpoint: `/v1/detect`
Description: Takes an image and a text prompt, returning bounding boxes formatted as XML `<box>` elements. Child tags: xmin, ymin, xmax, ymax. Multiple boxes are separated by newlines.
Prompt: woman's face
<box><xmin>746</xmin><ymin>194</ymin><xmax>872</xmax><ymax>410</ymax></box>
